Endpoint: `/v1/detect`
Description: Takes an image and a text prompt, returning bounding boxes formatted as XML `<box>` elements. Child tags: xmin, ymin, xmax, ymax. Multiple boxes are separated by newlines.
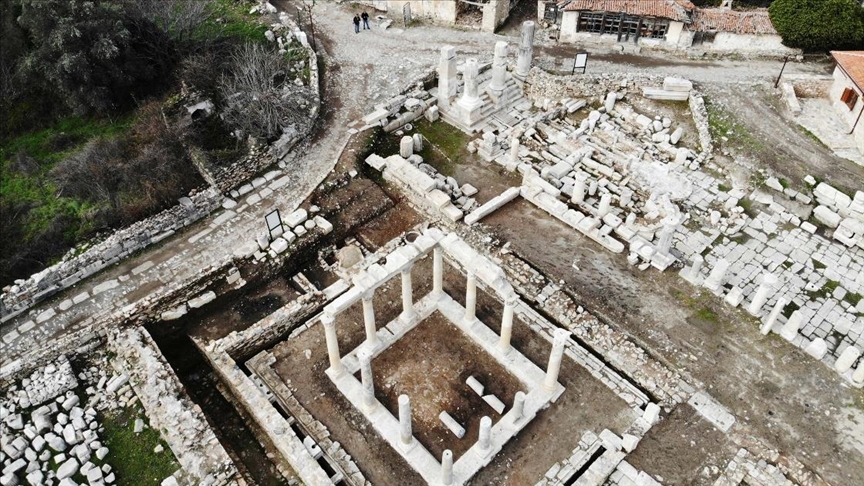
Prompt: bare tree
<box><xmin>218</xmin><ymin>42</ymin><xmax>313</xmax><ymax>141</ymax></box>
<box><xmin>128</xmin><ymin>0</ymin><xmax>211</xmax><ymax>43</ymax></box>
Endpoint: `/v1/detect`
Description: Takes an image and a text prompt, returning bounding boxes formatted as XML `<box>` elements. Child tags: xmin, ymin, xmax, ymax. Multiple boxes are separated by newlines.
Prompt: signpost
<box><xmin>403</xmin><ymin>3</ymin><xmax>412</xmax><ymax>27</ymax></box>
<box><xmin>543</xmin><ymin>2</ymin><xmax>558</xmax><ymax>22</ymax></box>
<box><xmin>572</xmin><ymin>52</ymin><xmax>589</xmax><ymax>75</ymax></box>
<box><xmin>265</xmin><ymin>209</ymin><xmax>283</xmax><ymax>241</ymax></box>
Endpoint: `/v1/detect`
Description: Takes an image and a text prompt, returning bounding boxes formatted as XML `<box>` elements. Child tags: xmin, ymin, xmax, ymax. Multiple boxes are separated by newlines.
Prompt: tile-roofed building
<box><xmin>691</xmin><ymin>8</ymin><xmax>777</xmax><ymax>35</ymax></box>
<box><xmin>828</xmin><ymin>51</ymin><xmax>864</xmax><ymax>154</ymax></box>
<box><xmin>561</xmin><ymin>0</ymin><xmax>695</xmax><ymax>23</ymax></box>
<box><xmin>832</xmin><ymin>51</ymin><xmax>864</xmax><ymax>92</ymax></box>
<box><xmin>547</xmin><ymin>0</ymin><xmax>798</xmax><ymax>57</ymax></box>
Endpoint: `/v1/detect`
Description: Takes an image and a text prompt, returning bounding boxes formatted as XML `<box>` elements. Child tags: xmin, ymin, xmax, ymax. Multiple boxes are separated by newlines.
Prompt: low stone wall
<box><xmin>110</xmin><ymin>327</ymin><xmax>237</xmax><ymax>485</ymax></box>
<box><xmin>525</xmin><ymin>68</ymin><xmax>661</xmax><ymax>104</ymax></box>
<box><xmin>1</xmin><ymin>188</ymin><xmax>224</xmax><ymax>322</ymax></box>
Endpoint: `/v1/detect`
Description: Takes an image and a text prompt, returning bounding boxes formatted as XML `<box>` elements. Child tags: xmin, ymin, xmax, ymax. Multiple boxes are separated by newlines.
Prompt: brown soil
<box><xmin>627</xmin><ymin>404</ymin><xmax>733</xmax><ymax>486</ymax></box>
<box><xmin>370</xmin><ymin>312</ymin><xmax>523</xmax><ymax>460</ymax></box>
<box><xmin>269</xmin><ymin>250</ymin><xmax>635</xmax><ymax>485</ymax></box>
<box><xmin>482</xmin><ymin>198</ymin><xmax>864</xmax><ymax>486</ymax></box>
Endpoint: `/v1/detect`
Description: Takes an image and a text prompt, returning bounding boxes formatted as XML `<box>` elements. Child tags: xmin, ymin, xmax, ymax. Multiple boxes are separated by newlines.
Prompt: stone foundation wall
<box><xmin>110</xmin><ymin>327</ymin><xmax>237</xmax><ymax>485</ymax></box>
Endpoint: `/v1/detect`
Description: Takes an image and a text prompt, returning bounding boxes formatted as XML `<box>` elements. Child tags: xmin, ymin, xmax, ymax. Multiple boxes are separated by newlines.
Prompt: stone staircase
<box><xmin>438</xmin><ymin>72</ymin><xmax>526</xmax><ymax>134</ymax></box>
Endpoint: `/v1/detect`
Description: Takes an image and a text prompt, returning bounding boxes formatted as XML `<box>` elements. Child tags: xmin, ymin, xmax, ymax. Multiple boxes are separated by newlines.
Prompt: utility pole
<box><xmin>774</xmin><ymin>56</ymin><xmax>790</xmax><ymax>88</ymax></box>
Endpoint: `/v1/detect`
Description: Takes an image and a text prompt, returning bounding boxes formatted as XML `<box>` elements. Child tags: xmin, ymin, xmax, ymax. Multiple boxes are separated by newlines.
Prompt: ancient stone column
<box><xmin>478</xmin><ymin>416</ymin><xmax>492</xmax><ymax>453</ymax></box>
<box><xmin>499</xmin><ymin>297</ymin><xmax>517</xmax><ymax>354</ymax></box>
<box><xmin>322</xmin><ymin>314</ymin><xmax>343</xmax><ymax>374</ymax></box>
<box><xmin>543</xmin><ymin>328</ymin><xmax>569</xmax><ymax>392</ymax></box>
<box><xmin>780</xmin><ymin>310</ymin><xmax>803</xmax><ymax>341</ymax></box>
<box><xmin>511</xmin><ymin>391</ymin><xmax>526</xmax><ymax>423</ymax></box>
<box><xmin>657</xmin><ymin>222</ymin><xmax>676</xmax><ymax>255</ymax></box>
<box><xmin>515</xmin><ymin>21</ymin><xmax>536</xmax><ymax>80</ymax></box>
<box><xmin>571</xmin><ymin>173</ymin><xmax>588</xmax><ymax>204</ymax></box>
<box><xmin>489</xmin><ymin>41</ymin><xmax>508</xmax><ymax>93</ymax></box>
<box><xmin>597</xmin><ymin>193</ymin><xmax>612</xmax><ymax>218</ymax></box>
<box><xmin>464</xmin><ymin>271</ymin><xmax>477</xmax><ymax>322</ymax></box>
<box><xmin>604</xmin><ymin>92</ymin><xmax>617</xmax><ymax>112</ymax></box>
<box><xmin>619</xmin><ymin>188</ymin><xmax>633</xmax><ymax>207</ymax></box>
<box><xmin>459</xmin><ymin>58</ymin><xmax>481</xmax><ymax>108</ymax></box>
<box><xmin>359</xmin><ymin>349</ymin><xmax>376</xmax><ymax>411</ymax></box>
<box><xmin>760</xmin><ymin>297</ymin><xmax>786</xmax><ymax>335</ymax></box>
<box><xmin>400</xmin><ymin>136</ymin><xmax>414</xmax><ymax>158</ymax></box>
<box><xmin>835</xmin><ymin>346</ymin><xmax>861</xmax><ymax>374</ymax></box>
<box><xmin>398</xmin><ymin>394</ymin><xmax>414</xmax><ymax>447</ymax></box>
<box><xmin>401</xmin><ymin>266</ymin><xmax>416</xmax><ymax>322</ymax></box>
<box><xmin>441</xmin><ymin>450</ymin><xmax>454</xmax><ymax>486</ymax></box>
<box><xmin>433</xmin><ymin>247</ymin><xmax>444</xmax><ymax>297</ymax></box>
<box><xmin>361</xmin><ymin>292</ymin><xmax>378</xmax><ymax>347</ymax></box>
<box><xmin>703</xmin><ymin>259</ymin><xmax>730</xmax><ymax>293</ymax></box>
<box><xmin>747</xmin><ymin>273</ymin><xmax>778</xmax><ymax>316</ymax></box>
<box><xmin>510</xmin><ymin>137</ymin><xmax>521</xmax><ymax>165</ymax></box>
<box><xmin>438</xmin><ymin>46</ymin><xmax>457</xmax><ymax>106</ymax></box>
<box><xmin>689</xmin><ymin>255</ymin><xmax>704</xmax><ymax>279</ymax></box>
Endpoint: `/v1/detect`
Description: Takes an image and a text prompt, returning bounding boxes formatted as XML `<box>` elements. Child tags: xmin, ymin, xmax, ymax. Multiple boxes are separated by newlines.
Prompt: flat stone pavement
<box><xmin>0</xmin><ymin>3</ymin><xmax>845</xmax><ymax>369</ymax></box>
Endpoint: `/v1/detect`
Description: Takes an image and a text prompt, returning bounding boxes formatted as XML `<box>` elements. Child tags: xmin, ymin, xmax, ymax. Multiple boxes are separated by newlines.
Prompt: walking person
<box><xmin>353</xmin><ymin>14</ymin><xmax>360</xmax><ymax>34</ymax></box>
<box><xmin>361</xmin><ymin>11</ymin><xmax>370</xmax><ymax>30</ymax></box>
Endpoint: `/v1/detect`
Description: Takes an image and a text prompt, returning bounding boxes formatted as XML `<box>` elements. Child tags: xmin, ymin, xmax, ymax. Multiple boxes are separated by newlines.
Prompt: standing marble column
<box><xmin>543</xmin><ymin>328</ymin><xmax>569</xmax><ymax>392</ymax></box>
<box><xmin>359</xmin><ymin>349</ymin><xmax>376</xmax><ymax>411</ymax></box>
<box><xmin>510</xmin><ymin>137</ymin><xmax>521</xmax><ymax>165</ymax></box>
<box><xmin>489</xmin><ymin>41</ymin><xmax>508</xmax><ymax>93</ymax></box>
<box><xmin>747</xmin><ymin>273</ymin><xmax>778</xmax><ymax>316</ymax></box>
<box><xmin>361</xmin><ymin>292</ymin><xmax>378</xmax><ymax>347</ymax></box>
<box><xmin>760</xmin><ymin>297</ymin><xmax>786</xmax><ymax>335</ymax></box>
<box><xmin>398</xmin><ymin>394</ymin><xmax>414</xmax><ymax>447</ymax></box>
<box><xmin>657</xmin><ymin>222</ymin><xmax>676</xmax><ymax>255</ymax></box>
<box><xmin>322</xmin><ymin>314</ymin><xmax>343</xmax><ymax>374</ymax></box>
<box><xmin>703</xmin><ymin>259</ymin><xmax>730</xmax><ymax>293</ymax></box>
<box><xmin>433</xmin><ymin>247</ymin><xmax>444</xmax><ymax>297</ymax></box>
<box><xmin>511</xmin><ymin>391</ymin><xmax>526</xmax><ymax>423</ymax></box>
<box><xmin>597</xmin><ymin>193</ymin><xmax>612</xmax><ymax>218</ymax></box>
<box><xmin>571</xmin><ymin>172</ymin><xmax>588</xmax><ymax>204</ymax></box>
<box><xmin>401</xmin><ymin>266</ymin><xmax>416</xmax><ymax>322</ymax></box>
<box><xmin>780</xmin><ymin>310</ymin><xmax>803</xmax><ymax>341</ymax></box>
<box><xmin>515</xmin><ymin>21</ymin><xmax>536</xmax><ymax>80</ymax></box>
<box><xmin>688</xmin><ymin>255</ymin><xmax>704</xmax><ymax>280</ymax></box>
<box><xmin>458</xmin><ymin>58</ymin><xmax>482</xmax><ymax>110</ymax></box>
<box><xmin>438</xmin><ymin>46</ymin><xmax>457</xmax><ymax>106</ymax></box>
<box><xmin>478</xmin><ymin>416</ymin><xmax>492</xmax><ymax>453</ymax></box>
<box><xmin>464</xmin><ymin>271</ymin><xmax>477</xmax><ymax>322</ymax></box>
<box><xmin>499</xmin><ymin>297</ymin><xmax>517</xmax><ymax>354</ymax></box>
<box><xmin>441</xmin><ymin>450</ymin><xmax>453</xmax><ymax>486</ymax></box>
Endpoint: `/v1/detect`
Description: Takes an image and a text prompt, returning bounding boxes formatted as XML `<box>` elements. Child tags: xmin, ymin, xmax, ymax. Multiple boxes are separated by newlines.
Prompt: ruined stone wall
<box><xmin>109</xmin><ymin>327</ymin><xmax>237</xmax><ymax>485</ymax></box>
<box><xmin>524</xmin><ymin>68</ymin><xmax>662</xmax><ymax>103</ymax></box>
<box><xmin>0</xmin><ymin>187</ymin><xmax>223</xmax><ymax>322</ymax></box>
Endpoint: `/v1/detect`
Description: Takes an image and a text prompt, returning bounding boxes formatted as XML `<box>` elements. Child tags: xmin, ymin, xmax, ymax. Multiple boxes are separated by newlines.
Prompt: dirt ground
<box><xmin>701</xmin><ymin>83</ymin><xmax>864</xmax><ymax>196</ymax></box>
<box><xmin>482</xmin><ymin>198</ymin><xmax>864</xmax><ymax>486</ymax></box>
<box><xmin>370</xmin><ymin>312</ymin><xmax>523</xmax><ymax>460</ymax></box>
<box><xmin>627</xmin><ymin>404</ymin><xmax>733</xmax><ymax>486</ymax></box>
<box><xmin>269</xmin><ymin>248</ymin><xmax>635</xmax><ymax>485</ymax></box>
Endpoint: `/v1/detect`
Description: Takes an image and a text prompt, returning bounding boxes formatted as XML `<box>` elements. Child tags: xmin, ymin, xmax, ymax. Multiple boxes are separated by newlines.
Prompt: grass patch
<box><xmin>100</xmin><ymin>405</ymin><xmax>178</xmax><ymax>485</ymax></box>
<box><xmin>737</xmin><ymin>198</ymin><xmax>758</xmax><ymax>218</ymax></box>
<box><xmin>196</xmin><ymin>0</ymin><xmax>269</xmax><ymax>43</ymax></box>
<box><xmin>717</xmin><ymin>183</ymin><xmax>731</xmax><ymax>192</ymax></box>
<box><xmin>811</xmin><ymin>258</ymin><xmax>827</xmax><ymax>270</ymax></box>
<box><xmin>844</xmin><ymin>292</ymin><xmax>862</xmax><ymax>307</ymax></box>
<box><xmin>695</xmin><ymin>306</ymin><xmax>718</xmax><ymax>322</ymax></box>
<box><xmin>797</xmin><ymin>125</ymin><xmax>830</xmax><ymax>149</ymax></box>
<box><xmin>704</xmin><ymin>95</ymin><xmax>766</xmax><ymax>154</ymax></box>
<box><xmin>808</xmin><ymin>280</ymin><xmax>840</xmax><ymax>300</ymax></box>
<box><xmin>782</xmin><ymin>301</ymin><xmax>800</xmax><ymax>319</ymax></box>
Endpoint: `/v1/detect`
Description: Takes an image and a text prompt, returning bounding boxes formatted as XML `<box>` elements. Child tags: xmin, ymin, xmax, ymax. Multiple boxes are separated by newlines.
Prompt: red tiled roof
<box><xmin>691</xmin><ymin>8</ymin><xmax>777</xmax><ymax>35</ymax></box>
<box><xmin>832</xmin><ymin>51</ymin><xmax>864</xmax><ymax>92</ymax></box>
<box><xmin>561</xmin><ymin>0</ymin><xmax>696</xmax><ymax>23</ymax></box>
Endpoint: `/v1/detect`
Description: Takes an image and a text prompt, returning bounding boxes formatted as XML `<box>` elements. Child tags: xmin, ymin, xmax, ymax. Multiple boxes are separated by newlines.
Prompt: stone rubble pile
<box><xmin>0</xmin><ymin>356</ymin><xmax>126</xmax><ymax>486</ymax></box>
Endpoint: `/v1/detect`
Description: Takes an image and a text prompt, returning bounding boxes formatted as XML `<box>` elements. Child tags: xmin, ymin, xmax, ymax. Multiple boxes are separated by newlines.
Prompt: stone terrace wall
<box><xmin>110</xmin><ymin>326</ymin><xmax>237</xmax><ymax>485</ymax></box>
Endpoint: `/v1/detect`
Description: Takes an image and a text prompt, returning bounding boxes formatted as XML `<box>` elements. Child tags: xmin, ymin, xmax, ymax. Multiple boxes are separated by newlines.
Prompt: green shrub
<box><xmin>769</xmin><ymin>0</ymin><xmax>864</xmax><ymax>51</ymax></box>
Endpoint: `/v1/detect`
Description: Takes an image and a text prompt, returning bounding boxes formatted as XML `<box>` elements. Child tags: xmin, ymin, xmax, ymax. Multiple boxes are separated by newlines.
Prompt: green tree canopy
<box><xmin>16</xmin><ymin>0</ymin><xmax>174</xmax><ymax>115</ymax></box>
<box><xmin>769</xmin><ymin>0</ymin><xmax>864</xmax><ymax>51</ymax></box>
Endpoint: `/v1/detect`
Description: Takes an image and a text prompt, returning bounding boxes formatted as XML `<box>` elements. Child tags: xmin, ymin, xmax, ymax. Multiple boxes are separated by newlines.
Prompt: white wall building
<box><xmin>830</xmin><ymin>51</ymin><xmax>864</xmax><ymax>155</ymax></box>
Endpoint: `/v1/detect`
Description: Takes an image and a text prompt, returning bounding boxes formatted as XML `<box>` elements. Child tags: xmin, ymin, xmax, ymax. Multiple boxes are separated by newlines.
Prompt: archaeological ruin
<box><xmin>2</xmin><ymin>2</ymin><xmax>864</xmax><ymax>486</ymax></box>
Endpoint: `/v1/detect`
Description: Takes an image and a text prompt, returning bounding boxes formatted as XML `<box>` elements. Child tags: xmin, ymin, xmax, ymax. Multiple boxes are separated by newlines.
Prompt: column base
<box><xmin>399</xmin><ymin>438</ymin><xmax>418</xmax><ymax>453</ymax></box>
